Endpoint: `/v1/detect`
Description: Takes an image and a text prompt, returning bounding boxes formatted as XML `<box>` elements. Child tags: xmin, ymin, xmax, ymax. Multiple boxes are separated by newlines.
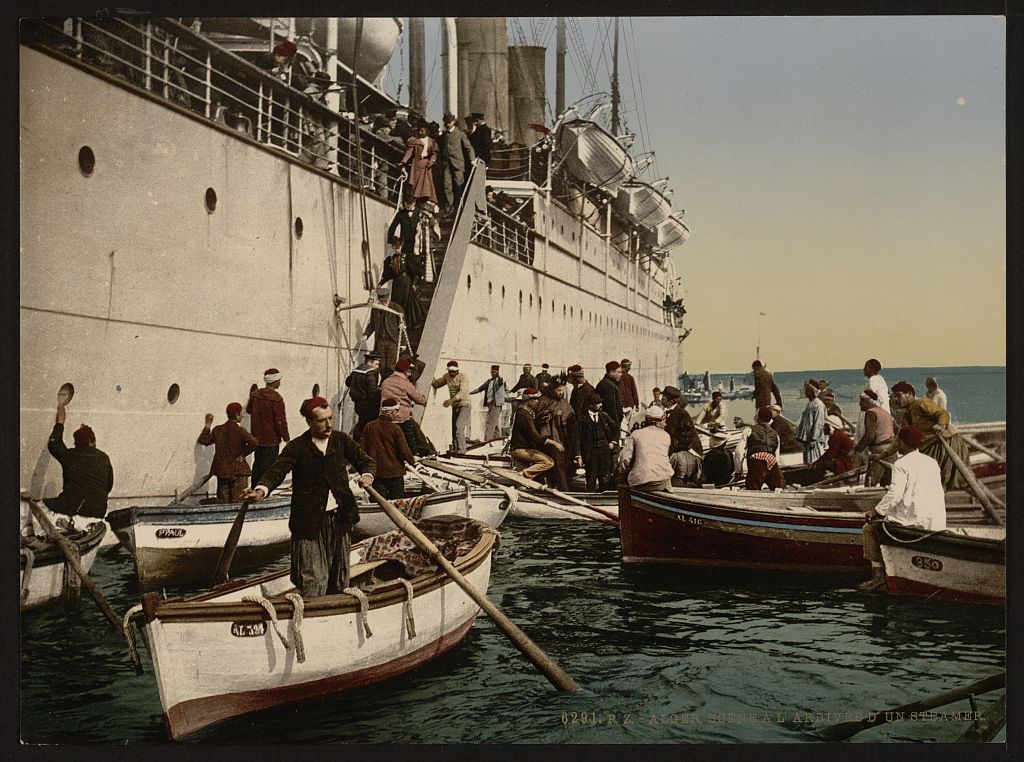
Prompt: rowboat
<box><xmin>643</xmin><ymin>213</ymin><xmax>690</xmax><ymax>250</ymax></box>
<box><xmin>878</xmin><ymin>523</ymin><xmax>1005</xmax><ymax>604</ymax></box>
<box><xmin>613</xmin><ymin>180</ymin><xmax>673</xmax><ymax>228</ymax></box>
<box><xmin>618</xmin><ymin>485</ymin><xmax>883</xmax><ymax>572</ymax></box>
<box><xmin>129</xmin><ymin>516</ymin><xmax>498</xmax><ymax>739</ymax></box>
<box><xmin>353</xmin><ymin>485</ymin><xmax>516</xmax><ymax>539</ymax></box>
<box><xmin>107</xmin><ymin>497</ymin><xmax>293</xmax><ymax>588</ymax></box>
<box><xmin>554</xmin><ymin>118</ymin><xmax>634</xmax><ymax>192</ymax></box>
<box><xmin>20</xmin><ymin>518</ymin><xmax>107</xmax><ymax>609</ymax></box>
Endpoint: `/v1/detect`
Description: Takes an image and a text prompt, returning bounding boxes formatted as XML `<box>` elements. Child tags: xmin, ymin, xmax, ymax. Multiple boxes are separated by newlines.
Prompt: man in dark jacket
<box><xmin>438</xmin><ymin>112</ymin><xmax>476</xmax><ymax>213</ymax></box>
<box><xmin>197</xmin><ymin>402</ymin><xmax>258</xmax><ymax>503</ymax></box>
<box><xmin>510</xmin><ymin>363</ymin><xmax>538</xmax><ymax>393</ymax></box>
<box><xmin>745</xmin><ymin>407</ymin><xmax>784</xmax><ymax>490</ymax></box>
<box><xmin>535</xmin><ymin>376</ymin><xmax>576</xmax><ymax>490</ymax></box>
<box><xmin>575</xmin><ymin>393</ymin><xmax>617</xmax><ymax>492</ymax></box>
<box><xmin>346</xmin><ymin>351</ymin><xmax>382</xmax><ymax>439</ymax></box>
<box><xmin>768</xmin><ymin>404</ymin><xmax>802</xmax><ymax>454</ymax></box>
<box><xmin>568</xmin><ymin>364</ymin><xmax>595</xmax><ymax>417</ymax></box>
<box><xmin>247</xmin><ymin>367</ymin><xmax>291</xmax><ymax>486</ymax></box>
<box><xmin>509</xmin><ymin>388</ymin><xmax>562</xmax><ymax>481</ymax></box>
<box><xmin>535</xmin><ymin>363</ymin><xmax>553</xmax><ymax>390</ymax></box>
<box><xmin>617</xmin><ymin>358</ymin><xmax>640</xmax><ymax>412</ymax></box>
<box><xmin>661</xmin><ymin>386</ymin><xmax>703</xmax><ymax>456</ymax></box>
<box><xmin>245</xmin><ymin>397</ymin><xmax>375</xmax><ymax>597</ymax></box>
<box><xmin>387</xmin><ymin>195</ymin><xmax>421</xmax><ymax>256</ymax></box>
<box><xmin>358</xmin><ymin>398</ymin><xmax>415</xmax><ymax>500</ymax></box>
<box><xmin>751</xmin><ymin>360</ymin><xmax>783</xmax><ymax>409</ymax></box>
<box><xmin>595</xmin><ymin>360</ymin><xmax>624</xmax><ymax>438</ymax></box>
<box><xmin>44</xmin><ymin>403</ymin><xmax>114</xmax><ymax>519</ymax></box>
<box><xmin>469</xmin><ymin>112</ymin><xmax>492</xmax><ymax>165</ymax></box>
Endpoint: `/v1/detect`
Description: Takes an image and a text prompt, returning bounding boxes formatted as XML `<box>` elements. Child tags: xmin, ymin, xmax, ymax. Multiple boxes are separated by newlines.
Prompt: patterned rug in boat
<box><xmin>356</xmin><ymin>515</ymin><xmax>490</xmax><ymax>578</ymax></box>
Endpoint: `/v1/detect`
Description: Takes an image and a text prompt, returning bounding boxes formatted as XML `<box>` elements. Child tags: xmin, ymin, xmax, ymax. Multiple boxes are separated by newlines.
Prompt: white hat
<box><xmin>263</xmin><ymin>368</ymin><xmax>282</xmax><ymax>383</ymax></box>
<box><xmin>825</xmin><ymin>415</ymin><xmax>844</xmax><ymax>431</ymax></box>
<box><xmin>644</xmin><ymin>404</ymin><xmax>666</xmax><ymax>421</ymax></box>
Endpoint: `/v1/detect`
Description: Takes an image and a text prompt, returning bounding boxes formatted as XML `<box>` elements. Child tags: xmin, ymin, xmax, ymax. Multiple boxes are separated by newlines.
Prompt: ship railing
<box><xmin>487</xmin><ymin>143</ymin><xmax>549</xmax><ymax>186</ymax></box>
<box><xmin>21</xmin><ymin>17</ymin><xmax>410</xmax><ymax>204</ymax></box>
<box><xmin>471</xmin><ymin>205</ymin><xmax>535</xmax><ymax>266</ymax></box>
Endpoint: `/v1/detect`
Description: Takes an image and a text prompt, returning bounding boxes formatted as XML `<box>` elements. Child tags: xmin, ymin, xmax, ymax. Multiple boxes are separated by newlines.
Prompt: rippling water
<box><xmin>21</xmin><ymin>517</ymin><xmax>1005</xmax><ymax>744</ymax></box>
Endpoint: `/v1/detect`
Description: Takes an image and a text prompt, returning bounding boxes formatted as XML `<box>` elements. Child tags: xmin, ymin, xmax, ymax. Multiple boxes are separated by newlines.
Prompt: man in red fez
<box><xmin>197</xmin><ymin>403</ymin><xmax>259</xmax><ymax>503</ymax></box>
<box><xmin>245</xmin><ymin>397</ymin><xmax>375</xmax><ymax>597</ymax></box>
<box><xmin>596</xmin><ymin>361</ymin><xmax>624</xmax><ymax>438</ymax></box>
<box><xmin>617</xmin><ymin>358</ymin><xmax>640</xmax><ymax>425</ymax></box>
<box><xmin>42</xmin><ymin>402</ymin><xmax>114</xmax><ymax>522</ymax></box>
<box><xmin>859</xmin><ymin>424</ymin><xmax>946</xmax><ymax>591</ymax></box>
<box><xmin>509</xmin><ymin>388</ymin><xmax>560</xmax><ymax>480</ymax></box>
<box><xmin>247</xmin><ymin>368</ymin><xmax>290</xmax><ymax>487</ymax></box>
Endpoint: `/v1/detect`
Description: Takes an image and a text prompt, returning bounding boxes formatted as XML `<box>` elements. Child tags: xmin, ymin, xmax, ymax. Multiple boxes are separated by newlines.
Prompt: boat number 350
<box><xmin>911</xmin><ymin>555</ymin><xmax>943</xmax><ymax>572</ymax></box>
<box><xmin>231</xmin><ymin>622</ymin><xmax>268</xmax><ymax>637</ymax></box>
<box><xmin>155</xmin><ymin>528</ymin><xmax>186</xmax><ymax>539</ymax></box>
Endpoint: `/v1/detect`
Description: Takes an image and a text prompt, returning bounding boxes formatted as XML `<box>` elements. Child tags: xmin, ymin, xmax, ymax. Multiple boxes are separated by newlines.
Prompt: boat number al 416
<box><xmin>155</xmin><ymin>528</ymin><xmax>186</xmax><ymax>539</ymax></box>
<box><xmin>911</xmin><ymin>555</ymin><xmax>943</xmax><ymax>572</ymax></box>
<box><xmin>677</xmin><ymin>515</ymin><xmax>703</xmax><ymax>526</ymax></box>
<box><xmin>231</xmin><ymin>622</ymin><xmax>267</xmax><ymax>637</ymax></box>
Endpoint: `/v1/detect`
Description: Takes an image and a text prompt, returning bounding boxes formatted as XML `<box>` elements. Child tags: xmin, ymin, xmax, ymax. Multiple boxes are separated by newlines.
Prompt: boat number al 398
<box><xmin>155</xmin><ymin>528</ymin><xmax>186</xmax><ymax>539</ymax></box>
<box><xmin>231</xmin><ymin>622</ymin><xmax>268</xmax><ymax>637</ymax></box>
<box><xmin>911</xmin><ymin>555</ymin><xmax>943</xmax><ymax>572</ymax></box>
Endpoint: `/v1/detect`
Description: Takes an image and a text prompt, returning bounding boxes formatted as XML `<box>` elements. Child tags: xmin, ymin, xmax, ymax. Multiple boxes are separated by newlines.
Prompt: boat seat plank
<box><xmin>259</xmin><ymin>559</ymin><xmax>393</xmax><ymax>600</ymax></box>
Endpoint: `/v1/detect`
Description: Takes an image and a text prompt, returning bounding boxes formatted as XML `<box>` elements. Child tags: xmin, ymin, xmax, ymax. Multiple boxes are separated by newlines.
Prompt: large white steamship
<box><xmin>20</xmin><ymin>17</ymin><xmax>689</xmax><ymax>502</ymax></box>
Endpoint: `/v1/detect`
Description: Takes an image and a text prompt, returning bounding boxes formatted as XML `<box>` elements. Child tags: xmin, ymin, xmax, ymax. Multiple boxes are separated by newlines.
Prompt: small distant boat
<box><xmin>107</xmin><ymin>497</ymin><xmax>294</xmax><ymax>588</ymax></box>
<box><xmin>131</xmin><ymin>516</ymin><xmax>498</xmax><ymax>739</ymax></box>
<box><xmin>618</xmin><ymin>485</ymin><xmax>882</xmax><ymax>572</ymax></box>
<box><xmin>353</xmin><ymin>486</ymin><xmax>515</xmax><ymax>539</ymax></box>
<box><xmin>20</xmin><ymin>517</ymin><xmax>107</xmax><ymax>609</ymax></box>
<box><xmin>878</xmin><ymin>523</ymin><xmax>1005</xmax><ymax>604</ymax></box>
<box><xmin>555</xmin><ymin>118</ymin><xmax>634</xmax><ymax>192</ymax></box>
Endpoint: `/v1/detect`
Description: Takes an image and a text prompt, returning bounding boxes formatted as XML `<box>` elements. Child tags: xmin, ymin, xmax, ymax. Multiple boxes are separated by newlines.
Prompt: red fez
<box><xmin>395</xmin><ymin>358</ymin><xmax>412</xmax><ymax>372</ymax></box>
<box><xmin>757</xmin><ymin>406</ymin><xmax>773</xmax><ymax>422</ymax></box>
<box><xmin>899</xmin><ymin>424</ymin><xmax>924</xmax><ymax>448</ymax></box>
<box><xmin>273</xmin><ymin>40</ymin><xmax>298</xmax><ymax>57</ymax></box>
<box><xmin>300</xmin><ymin>396</ymin><xmax>329</xmax><ymax>418</ymax></box>
<box><xmin>523</xmin><ymin>387</ymin><xmax>541</xmax><ymax>398</ymax></box>
<box><xmin>73</xmin><ymin>424</ymin><xmax>95</xmax><ymax>445</ymax></box>
<box><xmin>568</xmin><ymin>364</ymin><xmax>583</xmax><ymax>373</ymax></box>
<box><xmin>491</xmin><ymin>364</ymin><xmax>500</xmax><ymax>371</ymax></box>
<box><xmin>605</xmin><ymin>360</ymin><xmax>620</xmax><ymax>372</ymax></box>
<box><xmin>226</xmin><ymin>402</ymin><xmax>243</xmax><ymax>417</ymax></box>
<box><xmin>652</xmin><ymin>387</ymin><xmax>661</xmax><ymax>393</ymax></box>
<box><xmin>892</xmin><ymin>381</ymin><xmax>915</xmax><ymax>395</ymax></box>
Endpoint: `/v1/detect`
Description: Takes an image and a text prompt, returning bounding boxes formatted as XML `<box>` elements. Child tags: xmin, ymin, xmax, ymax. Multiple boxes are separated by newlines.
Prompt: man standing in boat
<box><xmin>617</xmin><ymin>358</ymin><xmax>641</xmax><ymax>432</ymax></box>
<box><xmin>660</xmin><ymin>386</ymin><xmax>703</xmax><ymax>456</ymax></box>
<box><xmin>696</xmin><ymin>390</ymin><xmax>728</xmax><ymax>429</ymax></box>
<box><xmin>795</xmin><ymin>380</ymin><xmax>828</xmax><ymax>464</ymax></box>
<box><xmin>197</xmin><ymin>403</ymin><xmax>258</xmax><ymax>503</ymax></box>
<box><xmin>811</xmin><ymin>415</ymin><xmax>855</xmax><ymax>477</ymax></box>
<box><xmin>245</xmin><ymin>396</ymin><xmax>375</xmax><ymax>598</ymax></box>
<box><xmin>470</xmin><ymin>364</ymin><xmax>507</xmax><ymax>441</ymax></box>
<box><xmin>437</xmin><ymin>112</ymin><xmax>475</xmax><ymax>215</ymax></box>
<box><xmin>363</xmin><ymin>286</ymin><xmax>405</xmax><ymax>378</ymax></box>
<box><xmin>510</xmin><ymin>363</ymin><xmax>538</xmax><ymax>394</ymax></box>
<box><xmin>925</xmin><ymin>377</ymin><xmax>948</xmax><ymax>410</ymax></box>
<box><xmin>247</xmin><ymin>368</ymin><xmax>290</xmax><ymax>487</ymax></box>
<box><xmin>751</xmin><ymin>360</ymin><xmax>783</xmax><ymax>409</ymax></box>
<box><xmin>596</xmin><ymin>361</ymin><xmax>625</xmax><ymax>439</ymax></box>
<box><xmin>568</xmin><ymin>364</ymin><xmax>596</xmax><ymax>418</ymax></box>
<box><xmin>853</xmin><ymin>389</ymin><xmax>896</xmax><ymax>486</ymax></box>
<box><xmin>575</xmin><ymin>393</ymin><xmax>618</xmax><ymax>492</ymax></box>
<box><xmin>535</xmin><ymin>376</ymin><xmax>577</xmax><ymax>490</ymax></box>
<box><xmin>41</xmin><ymin>403</ymin><xmax>114</xmax><ymax>525</ymax></box>
<box><xmin>431</xmin><ymin>360</ymin><xmax>472</xmax><ymax>454</ymax></box>
<box><xmin>509</xmin><ymin>387</ymin><xmax>562</xmax><ymax>481</ymax></box>
<box><xmin>885</xmin><ymin>381</ymin><xmax>970</xmax><ymax>492</ymax></box>
<box><xmin>619</xmin><ymin>405</ymin><xmax>674</xmax><ymax>493</ymax></box>
<box><xmin>767</xmin><ymin>404</ymin><xmax>801</xmax><ymax>454</ymax></box>
<box><xmin>742</xmin><ymin>407</ymin><xmax>784</xmax><ymax>490</ymax></box>
<box><xmin>858</xmin><ymin>424</ymin><xmax>946</xmax><ymax>592</ymax></box>
<box><xmin>379</xmin><ymin>357</ymin><xmax>428</xmax><ymax>454</ymax></box>
<box><xmin>535</xmin><ymin>363</ymin><xmax>554</xmax><ymax>391</ymax></box>
<box><xmin>358</xmin><ymin>398</ymin><xmax>415</xmax><ymax>500</ymax></box>
<box><xmin>345</xmin><ymin>351</ymin><xmax>383</xmax><ymax>440</ymax></box>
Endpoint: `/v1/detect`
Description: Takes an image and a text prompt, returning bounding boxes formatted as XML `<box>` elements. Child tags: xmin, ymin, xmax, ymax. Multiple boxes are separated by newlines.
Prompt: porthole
<box><xmin>312</xmin><ymin>383</ymin><xmax>320</xmax><ymax>397</ymax></box>
<box><xmin>529</xmin><ymin>294</ymin><xmax>533</xmax><ymax>307</ymax></box>
<box><xmin>570</xmin><ymin>306</ymin><xmax>574</xmax><ymax>318</ymax></box>
<box><xmin>563</xmin><ymin>305</ymin><xmax>567</xmax><ymax>317</ymax></box>
<box><xmin>294</xmin><ymin>217</ymin><xmax>304</xmax><ymax>238</ymax></box>
<box><xmin>57</xmin><ymin>382</ymin><xmax>75</xmax><ymax>406</ymax></box>
<box><xmin>488</xmin><ymin>281</ymin><xmax>493</xmax><ymax>295</ymax></box>
<box><xmin>467</xmin><ymin>274</ymin><xmax>472</xmax><ymax>290</ymax></box>
<box><xmin>502</xmin><ymin>286</ymin><xmax>506</xmax><ymax>299</ymax></box>
<box><xmin>538</xmin><ymin>297</ymin><xmax>543</xmax><ymax>310</ymax></box>
<box><xmin>571</xmin><ymin>231</ymin><xmax>576</xmax><ymax>241</ymax></box>
<box><xmin>78</xmin><ymin>146</ymin><xmax>95</xmax><ymax>177</ymax></box>
<box><xmin>167</xmin><ymin>383</ymin><xmax>180</xmax><ymax>404</ymax></box>
<box><xmin>519</xmin><ymin>290</ymin><xmax>523</xmax><ymax>304</ymax></box>
<box><xmin>205</xmin><ymin>187</ymin><xmax>217</xmax><ymax>213</ymax></box>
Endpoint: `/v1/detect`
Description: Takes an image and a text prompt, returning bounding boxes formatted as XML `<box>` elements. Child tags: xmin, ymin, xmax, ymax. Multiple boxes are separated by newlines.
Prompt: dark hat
<box><xmin>865</xmin><ymin>358</ymin><xmax>882</xmax><ymax>373</ymax></box>
<box><xmin>272</xmin><ymin>40</ymin><xmax>298</xmax><ymax>57</ymax></box>
<box><xmin>446</xmin><ymin>360</ymin><xmax>459</xmax><ymax>369</ymax></box>
<box><xmin>226</xmin><ymin>402</ymin><xmax>243</xmax><ymax>417</ymax></box>
<box><xmin>542</xmin><ymin>363</ymin><xmax>549</xmax><ymax>369</ymax></box>
<box><xmin>621</xmin><ymin>358</ymin><xmax>632</xmax><ymax>365</ymax></box>
<box><xmin>711</xmin><ymin>390</ymin><xmax>722</xmax><ymax>398</ymax></box>
<box><xmin>300</xmin><ymin>396</ymin><xmax>329</xmax><ymax>418</ymax></box>
<box><xmin>568</xmin><ymin>364</ymin><xmax>583</xmax><ymax>374</ymax></box>
<box><xmin>751</xmin><ymin>360</ymin><xmax>763</xmax><ymax>369</ymax></box>
<box><xmin>661</xmin><ymin>386</ymin><xmax>681</xmax><ymax>399</ymax></box>
<box><xmin>892</xmin><ymin>381</ymin><xmax>915</xmax><ymax>395</ymax></box>
<box><xmin>395</xmin><ymin>358</ymin><xmax>412</xmax><ymax>373</ymax></box>
<box><xmin>443</xmin><ymin>112</ymin><xmax>456</xmax><ymax>123</ymax></box>
<box><xmin>757</xmin><ymin>406</ymin><xmax>773</xmax><ymax>422</ymax></box>
<box><xmin>549</xmin><ymin>376</ymin><xmax>566</xmax><ymax>387</ymax></box>
<box><xmin>899</xmin><ymin>424</ymin><xmax>925</xmax><ymax>448</ymax></box>
<box><xmin>605</xmin><ymin>360</ymin><xmax>620</xmax><ymax>372</ymax></box>
<box><xmin>381</xmin><ymin>397</ymin><xmax>400</xmax><ymax>411</ymax></box>
<box><xmin>491</xmin><ymin>364</ymin><xmax>500</xmax><ymax>371</ymax></box>
<box><xmin>364</xmin><ymin>351</ymin><xmax>382</xmax><ymax>361</ymax></box>
<box><xmin>587</xmin><ymin>393</ymin><xmax>603</xmax><ymax>405</ymax></box>
<box><xmin>471</xmin><ymin>112</ymin><xmax>485</xmax><ymax>119</ymax></box>
<box><xmin>73</xmin><ymin>424</ymin><xmax>95</xmax><ymax>446</ymax></box>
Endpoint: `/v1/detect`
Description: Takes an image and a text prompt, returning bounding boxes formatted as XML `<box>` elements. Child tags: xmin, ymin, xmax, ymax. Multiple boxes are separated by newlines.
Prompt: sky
<box><xmin>381</xmin><ymin>16</ymin><xmax>1005</xmax><ymax>373</ymax></box>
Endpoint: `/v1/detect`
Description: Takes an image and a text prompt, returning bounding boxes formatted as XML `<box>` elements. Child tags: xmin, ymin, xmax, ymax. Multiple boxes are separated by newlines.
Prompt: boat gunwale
<box><xmin>19</xmin><ymin>519</ymin><xmax>107</xmax><ymax>569</ymax></box>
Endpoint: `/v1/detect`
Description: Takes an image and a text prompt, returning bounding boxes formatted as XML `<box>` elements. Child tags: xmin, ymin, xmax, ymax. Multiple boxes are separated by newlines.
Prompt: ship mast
<box><xmin>555</xmin><ymin>17</ymin><xmax>566</xmax><ymax>117</ymax></box>
<box><xmin>610</xmin><ymin>17</ymin><xmax>620</xmax><ymax>135</ymax></box>
<box><xmin>442</xmin><ymin>19</ymin><xmax>458</xmax><ymax>118</ymax></box>
<box><xmin>409</xmin><ymin>17</ymin><xmax>426</xmax><ymax>115</ymax></box>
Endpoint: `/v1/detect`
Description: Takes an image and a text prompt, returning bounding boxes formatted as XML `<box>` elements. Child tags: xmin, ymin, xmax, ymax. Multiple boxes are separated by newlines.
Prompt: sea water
<box><xmin>20</xmin><ymin>367</ymin><xmax>1006</xmax><ymax>744</ymax></box>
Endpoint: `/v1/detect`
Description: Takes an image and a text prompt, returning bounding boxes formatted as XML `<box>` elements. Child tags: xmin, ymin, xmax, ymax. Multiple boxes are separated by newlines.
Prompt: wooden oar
<box><xmin>363</xmin><ymin>484</ymin><xmax>579</xmax><ymax>692</ymax></box>
<box><xmin>27</xmin><ymin>500</ymin><xmax>143</xmax><ymax>674</ymax></box>
<box><xmin>818</xmin><ymin>671</ymin><xmax>1006</xmax><ymax>741</ymax></box>
<box><xmin>960</xmin><ymin>433</ymin><xmax>1004</xmax><ymax>464</ymax></box>
<box><xmin>934</xmin><ymin>435</ymin><xmax>1004</xmax><ymax>524</ymax></box>
<box><xmin>418</xmin><ymin>460</ymin><xmax>618</xmax><ymax>526</ymax></box>
<box><xmin>486</xmin><ymin>466</ymin><xmax>621</xmax><ymax>522</ymax></box>
<box><xmin>814</xmin><ymin>464</ymin><xmax>868</xmax><ymax>488</ymax></box>
<box><xmin>175</xmin><ymin>471</ymin><xmax>214</xmax><ymax>503</ymax></box>
<box><xmin>406</xmin><ymin>464</ymin><xmax>446</xmax><ymax>493</ymax></box>
<box><xmin>211</xmin><ymin>499</ymin><xmax>251</xmax><ymax>587</ymax></box>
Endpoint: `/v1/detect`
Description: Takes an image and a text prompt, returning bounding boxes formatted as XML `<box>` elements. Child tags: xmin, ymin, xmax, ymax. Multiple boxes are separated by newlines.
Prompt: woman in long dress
<box><xmin>399</xmin><ymin>123</ymin><xmax>439</xmax><ymax>207</ymax></box>
<box><xmin>385</xmin><ymin>238</ymin><xmax>426</xmax><ymax>331</ymax></box>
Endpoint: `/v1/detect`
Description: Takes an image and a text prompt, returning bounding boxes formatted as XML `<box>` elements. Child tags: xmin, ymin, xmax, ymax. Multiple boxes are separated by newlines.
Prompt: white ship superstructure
<box><xmin>20</xmin><ymin>17</ymin><xmax>689</xmax><ymax>502</ymax></box>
